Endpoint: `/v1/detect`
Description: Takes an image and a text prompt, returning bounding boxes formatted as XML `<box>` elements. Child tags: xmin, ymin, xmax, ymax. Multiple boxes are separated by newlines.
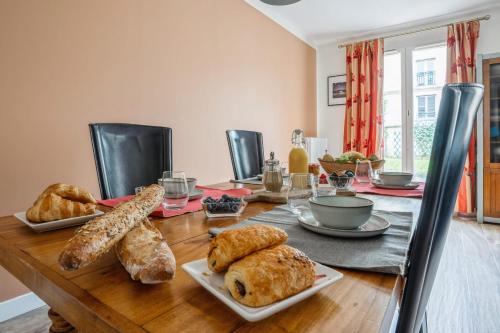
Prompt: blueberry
<box><xmin>230</xmin><ymin>203</ymin><xmax>240</xmax><ymax>213</ymax></box>
<box><xmin>345</xmin><ymin>170</ymin><xmax>354</xmax><ymax>177</ymax></box>
<box><xmin>207</xmin><ymin>203</ymin><xmax>216</xmax><ymax>212</ymax></box>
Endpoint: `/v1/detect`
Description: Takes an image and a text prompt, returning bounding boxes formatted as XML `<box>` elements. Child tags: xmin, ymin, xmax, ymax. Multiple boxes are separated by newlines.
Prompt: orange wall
<box><xmin>0</xmin><ymin>1</ymin><xmax>316</xmax><ymax>301</ymax></box>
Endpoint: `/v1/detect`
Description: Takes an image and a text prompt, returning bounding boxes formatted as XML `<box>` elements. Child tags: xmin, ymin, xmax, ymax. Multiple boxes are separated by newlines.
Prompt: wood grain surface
<box><xmin>0</xmin><ymin>183</ymin><xmax>420</xmax><ymax>333</ymax></box>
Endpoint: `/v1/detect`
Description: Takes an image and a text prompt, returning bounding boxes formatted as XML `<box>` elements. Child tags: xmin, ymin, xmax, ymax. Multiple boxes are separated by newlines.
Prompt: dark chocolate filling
<box><xmin>235</xmin><ymin>280</ymin><xmax>246</xmax><ymax>297</ymax></box>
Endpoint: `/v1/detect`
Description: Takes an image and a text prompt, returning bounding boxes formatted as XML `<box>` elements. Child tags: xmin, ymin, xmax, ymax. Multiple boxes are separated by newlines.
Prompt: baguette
<box><xmin>59</xmin><ymin>184</ymin><xmax>164</xmax><ymax>271</ymax></box>
<box><xmin>116</xmin><ymin>218</ymin><xmax>176</xmax><ymax>284</ymax></box>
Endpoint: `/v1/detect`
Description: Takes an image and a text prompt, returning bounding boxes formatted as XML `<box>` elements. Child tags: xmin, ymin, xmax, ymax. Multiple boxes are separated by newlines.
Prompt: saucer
<box><xmin>188</xmin><ymin>189</ymin><xmax>204</xmax><ymax>201</ymax></box>
<box><xmin>297</xmin><ymin>210</ymin><xmax>390</xmax><ymax>238</ymax></box>
<box><xmin>371</xmin><ymin>179</ymin><xmax>419</xmax><ymax>190</ymax></box>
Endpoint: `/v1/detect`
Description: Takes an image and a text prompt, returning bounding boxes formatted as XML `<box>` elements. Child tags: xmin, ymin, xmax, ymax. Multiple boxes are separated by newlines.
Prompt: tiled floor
<box><xmin>1</xmin><ymin>219</ymin><xmax>499</xmax><ymax>333</ymax></box>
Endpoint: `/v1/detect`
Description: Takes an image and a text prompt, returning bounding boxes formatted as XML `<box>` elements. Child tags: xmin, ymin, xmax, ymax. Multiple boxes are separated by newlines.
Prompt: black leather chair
<box><xmin>396</xmin><ymin>84</ymin><xmax>483</xmax><ymax>333</ymax></box>
<box><xmin>89</xmin><ymin>123</ymin><xmax>172</xmax><ymax>199</ymax></box>
<box><xmin>226</xmin><ymin>130</ymin><xmax>265</xmax><ymax>180</ymax></box>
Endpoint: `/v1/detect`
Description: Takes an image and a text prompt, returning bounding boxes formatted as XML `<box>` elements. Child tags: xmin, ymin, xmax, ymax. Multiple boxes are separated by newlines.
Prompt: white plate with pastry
<box><xmin>182</xmin><ymin>257</ymin><xmax>343</xmax><ymax>322</ymax></box>
<box><xmin>14</xmin><ymin>210</ymin><xmax>105</xmax><ymax>233</ymax></box>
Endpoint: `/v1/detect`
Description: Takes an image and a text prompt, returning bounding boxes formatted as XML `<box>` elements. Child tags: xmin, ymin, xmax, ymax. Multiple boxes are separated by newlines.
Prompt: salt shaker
<box><xmin>263</xmin><ymin>152</ymin><xmax>283</xmax><ymax>192</ymax></box>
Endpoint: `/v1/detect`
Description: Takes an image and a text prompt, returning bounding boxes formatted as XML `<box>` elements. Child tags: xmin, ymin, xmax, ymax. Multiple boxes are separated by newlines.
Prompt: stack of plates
<box><xmin>371</xmin><ymin>179</ymin><xmax>419</xmax><ymax>190</ymax></box>
<box><xmin>298</xmin><ymin>210</ymin><xmax>390</xmax><ymax>238</ymax></box>
<box><xmin>188</xmin><ymin>189</ymin><xmax>204</xmax><ymax>200</ymax></box>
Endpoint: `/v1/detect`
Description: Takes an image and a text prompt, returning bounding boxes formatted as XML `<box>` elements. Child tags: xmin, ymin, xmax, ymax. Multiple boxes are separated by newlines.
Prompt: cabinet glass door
<box><xmin>490</xmin><ymin>63</ymin><xmax>500</xmax><ymax>164</ymax></box>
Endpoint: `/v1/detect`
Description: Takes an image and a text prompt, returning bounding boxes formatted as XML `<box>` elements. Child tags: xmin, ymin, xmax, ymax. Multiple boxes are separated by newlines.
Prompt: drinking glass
<box><xmin>160</xmin><ymin>171</ymin><xmax>189</xmax><ymax>210</ymax></box>
<box><xmin>287</xmin><ymin>173</ymin><xmax>317</xmax><ymax>215</ymax></box>
<box><xmin>355</xmin><ymin>160</ymin><xmax>373</xmax><ymax>183</ymax></box>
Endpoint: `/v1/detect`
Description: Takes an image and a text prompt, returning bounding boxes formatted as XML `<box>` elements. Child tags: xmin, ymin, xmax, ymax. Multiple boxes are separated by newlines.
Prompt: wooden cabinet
<box><xmin>484</xmin><ymin>169</ymin><xmax>500</xmax><ymax>217</ymax></box>
<box><xmin>483</xmin><ymin>57</ymin><xmax>500</xmax><ymax>218</ymax></box>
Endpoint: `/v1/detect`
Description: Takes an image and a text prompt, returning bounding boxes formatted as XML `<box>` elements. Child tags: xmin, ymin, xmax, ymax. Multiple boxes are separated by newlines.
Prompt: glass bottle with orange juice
<box><xmin>288</xmin><ymin>129</ymin><xmax>309</xmax><ymax>174</ymax></box>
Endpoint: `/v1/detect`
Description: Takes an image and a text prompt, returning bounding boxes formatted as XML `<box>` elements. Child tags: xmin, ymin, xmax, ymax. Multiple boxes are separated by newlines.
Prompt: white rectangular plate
<box><xmin>182</xmin><ymin>258</ymin><xmax>343</xmax><ymax>322</ymax></box>
<box><xmin>14</xmin><ymin>210</ymin><xmax>104</xmax><ymax>233</ymax></box>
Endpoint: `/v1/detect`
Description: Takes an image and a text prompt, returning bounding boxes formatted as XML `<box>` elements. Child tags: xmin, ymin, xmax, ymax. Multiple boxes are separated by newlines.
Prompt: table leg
<box><xmin>48</xmin><ymin>308</ymin><xmax>77</xmax><ymax>333</ymax></box>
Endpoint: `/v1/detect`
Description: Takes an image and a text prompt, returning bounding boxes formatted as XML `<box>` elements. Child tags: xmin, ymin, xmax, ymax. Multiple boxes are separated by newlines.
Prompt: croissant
<box><xmin>27</xmin><ymin>192</ymin><xmax>96</xmax><ymax>223</ymax></box>
<box><xmin>33</xmin><ymin>183</ymin><xmax>96</xmax><ymax>205</ymax></box>
<box><xmin>26</xmin><ymin>183</ymin><xmax>97</xmax><ymax>223</ymax></box>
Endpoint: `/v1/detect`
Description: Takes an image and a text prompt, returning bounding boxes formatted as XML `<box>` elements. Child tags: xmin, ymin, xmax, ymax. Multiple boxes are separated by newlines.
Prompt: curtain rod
<box><xmin>337</xmin><ymin>14</ymin><xmax>490</xmax><ymax>49</ymax></box>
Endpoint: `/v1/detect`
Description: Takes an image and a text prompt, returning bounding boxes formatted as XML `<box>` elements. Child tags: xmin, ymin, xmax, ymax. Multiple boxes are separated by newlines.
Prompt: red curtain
<box><xmin>343</xmin><ymin>39</ymin><xmax>384</xmax><ymax>157</ymax></box>
<box><xmin>446</xmin><ymin>21</ymin><xmax>480</xmax><ymax>216</ymax></box>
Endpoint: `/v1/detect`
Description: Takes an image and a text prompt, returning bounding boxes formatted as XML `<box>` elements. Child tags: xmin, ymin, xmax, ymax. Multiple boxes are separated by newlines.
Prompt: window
<box><xmin>382</xmin><ymin>45</ymin><xmax>445</xmax><ymax>180</ymax></box>
<box><xmin>416</xmin><ymin>58</ymin><xmax>436</xmax><ymax>86</ymax></box>
<box><xmin>417</xmin><ymin>95</ymin><xmax>436</xmax><ymax>119</ymax></box>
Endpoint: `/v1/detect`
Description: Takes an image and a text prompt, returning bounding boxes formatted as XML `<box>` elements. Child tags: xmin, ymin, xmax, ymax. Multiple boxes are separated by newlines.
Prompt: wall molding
<box><xmin>0</xmin><ymin>292</ymin><xmax>46</xmax><ymax>322</ymax></box>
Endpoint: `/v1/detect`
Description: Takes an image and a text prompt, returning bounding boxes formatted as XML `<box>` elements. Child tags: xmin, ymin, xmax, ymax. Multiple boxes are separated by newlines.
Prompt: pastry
<box><xmin>34</xmin><ymin>183</ymin><xmax>96</xmax><ymax>205</ymax></box>
<box><xmin>224</xmin><ymin>245</ymin><xmax>315</xmax><ymax>307</ymax></box>
<box><xmin>26</xmin><ymin>192</ymin><xmax>96</xmax><ymax>223</ymax></box>
<box><xmin>58</xmin><ymin>184</ymin><xmax>164</xmax><ymax>271</ymax></box>
<box><xmin>116</xmin><ymin>218</ymin><xmax>176</xmax><ymax>284</ymax></box>
<box><xmin>26</xmin><ymin>183</ymin><xmax>97</xmax><ymax>222</ymax></box>
<box><xmin>208</xmin><ymin>224</ymin><xmax>287</xmax><ymax>272</ymax></box>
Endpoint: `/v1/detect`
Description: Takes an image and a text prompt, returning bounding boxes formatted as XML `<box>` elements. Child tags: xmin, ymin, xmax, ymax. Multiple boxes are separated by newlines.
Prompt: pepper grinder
<box><xmin>262</xmin><ymin>152</ymin><xmax>283</xmax><ymax>193</ymax></box>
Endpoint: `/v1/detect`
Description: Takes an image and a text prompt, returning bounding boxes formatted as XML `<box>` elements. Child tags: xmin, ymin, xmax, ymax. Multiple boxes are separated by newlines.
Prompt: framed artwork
<box><xmin>327</xmin><ymin>74</ymin><xmax>347</xmax><ymax>106</ymax></box>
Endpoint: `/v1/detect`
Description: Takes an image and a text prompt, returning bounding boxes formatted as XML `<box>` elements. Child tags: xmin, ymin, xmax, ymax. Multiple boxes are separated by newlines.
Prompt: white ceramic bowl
<box><xmin>158</xmin><ymin>177</ymin><xmax>197</xmax><ymax>194</ymax></box>
<box><xmin>378</xmin><ymin>172</ymin><xmax>413</xmax><ymax>186</ymax></box>
<box><xmin>308</xmin><ymin>196</ymin><xmax>373</xmax><ymax>230</ymax></box>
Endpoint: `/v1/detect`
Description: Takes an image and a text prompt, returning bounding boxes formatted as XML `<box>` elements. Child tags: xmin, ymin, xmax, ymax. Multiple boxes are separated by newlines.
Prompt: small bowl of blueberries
<box><xmin>328</xmin><ymin>170</ymin><xmax>355</xmax><ymax>189</ymax></box>
<box><xmin>201</xmin><ymin>194</ymin><xmax>247</xmax><ymax>218</ymax></box>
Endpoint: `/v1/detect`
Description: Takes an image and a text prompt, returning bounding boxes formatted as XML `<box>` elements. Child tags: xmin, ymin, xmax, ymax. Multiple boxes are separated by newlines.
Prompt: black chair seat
<box><xmin>89</xmin><ymin>123</ymin><xmax>172</xmax><ymax>199</ymax></box>
<box><xmin>396</xmin><ymin>83</ymin><xmax>483</xmax><ymax>333</ymax></box>
<box><xmin>226</xmin><ymin>130</ymin><xmax>264</xmax><ymax>180</ymax></box>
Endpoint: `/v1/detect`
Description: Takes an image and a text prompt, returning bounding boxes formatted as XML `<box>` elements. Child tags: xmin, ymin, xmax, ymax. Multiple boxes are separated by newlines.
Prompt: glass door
<box><xmin>487</xmin><ymin>62</ymin><xmax>500</xmax><ymax>164</ymax></box>
<box><xmin>382</xmin><ymin>51</ymin><xmax>404</xmax><ymax>172</ymax></box>
<box><xmin>382</xmin><ymin>44</ymin><xmax>446</xmax><ymax>181</ymax></box>
<box><xmin>411</xmin><ymin>45</ymin><xmax>446</xmax><ymax>180</ymax></box>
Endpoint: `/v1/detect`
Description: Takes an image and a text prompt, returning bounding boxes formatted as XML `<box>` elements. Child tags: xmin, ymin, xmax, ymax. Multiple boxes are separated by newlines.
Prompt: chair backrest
<box><xmin>226</xmin><ymin>130</ymin><xmax>265</xmax><ymax>180</ymax></box>
<box><xmin>89</xmin><ymin>123</ymin><xmax>172</xmax><ymax>199</ymax></box>
<box><xmin>397</xmin><ymin>84</ymin><xmax>483</xmax><ymax>333</ymax></box>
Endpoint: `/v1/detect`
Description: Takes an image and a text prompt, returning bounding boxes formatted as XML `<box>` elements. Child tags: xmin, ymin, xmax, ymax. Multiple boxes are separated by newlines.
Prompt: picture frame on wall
<box><xmin>327</xmin><ymin>74</ymin><xmax>346</xmax><ymax>106</ymax></box>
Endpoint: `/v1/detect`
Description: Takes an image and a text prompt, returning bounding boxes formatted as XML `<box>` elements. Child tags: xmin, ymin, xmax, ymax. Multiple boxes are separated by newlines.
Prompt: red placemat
<box><xmin>97</xmin><ymin>186</ymin><xmax>252</xmax><ymax>218</ymax></box>
<box><xmin>352</xmin><ymin>181</ymin><xmax>425</xmax><ymax>198</ymax></box>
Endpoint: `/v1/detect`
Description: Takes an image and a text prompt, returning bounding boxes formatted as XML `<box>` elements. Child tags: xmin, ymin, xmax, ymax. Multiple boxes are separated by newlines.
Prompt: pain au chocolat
<box><xmin>224</xmin><ymin>244</ymin><xmax>316</xmax><ymax>307</ymax></box>
<box><xmin>208</xmin><ymin>224</ymin><xmax>288</xmax><ymax>272</ymax></box>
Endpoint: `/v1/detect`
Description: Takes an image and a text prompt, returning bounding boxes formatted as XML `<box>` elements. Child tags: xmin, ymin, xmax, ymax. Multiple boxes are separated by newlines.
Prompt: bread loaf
<box><xmin>116</xmin><ymin>218</ymin><xmax>176</xmax><ymax>284</ymax></box>
<box><xmin>59</xmin><ymin>184</ymin><xmax>164</xmax><ymax>271</ymax></box>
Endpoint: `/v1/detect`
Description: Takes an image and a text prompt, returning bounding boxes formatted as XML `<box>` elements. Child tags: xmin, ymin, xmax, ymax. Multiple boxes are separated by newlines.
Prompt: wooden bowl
<box><xmin>318</xmin><ymin>158</ymin><xmax>385</xmax><ymax>174</ymax></box>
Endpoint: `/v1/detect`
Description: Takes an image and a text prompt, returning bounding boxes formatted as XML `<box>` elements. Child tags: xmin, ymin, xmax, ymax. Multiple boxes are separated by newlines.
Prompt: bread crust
<box><xmin>58</xmin><ymin>184</ymin><xmax>164</xmax><ymax>271</ymax></box>
<box><xmin>224</xmin><ymin>245</ymin><xmax>315</xmax><ymax>307</ymax></box>
<box><xmin>116</xmin><ymin>218</ymin><xmax>176</xmax><ymax>284</ymax></box>
<box><xmin>208</xmin><ymin>224</ymin><xmax>287</xmax><ymax>272</ymax></box>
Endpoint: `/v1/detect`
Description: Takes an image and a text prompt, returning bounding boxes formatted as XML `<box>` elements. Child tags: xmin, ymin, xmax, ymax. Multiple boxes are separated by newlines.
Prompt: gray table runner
<box><xmin>208</xmin><ymin>201</ymin><xmax>413</xmax><ymax>275</ymax></box>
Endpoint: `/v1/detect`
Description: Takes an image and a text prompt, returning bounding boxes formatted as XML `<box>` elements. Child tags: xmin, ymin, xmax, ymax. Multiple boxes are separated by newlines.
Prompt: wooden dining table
<box><xmin>0</xmin><ymin>182</ymin><xmax>421</xmax><ymax>333</ymax></box>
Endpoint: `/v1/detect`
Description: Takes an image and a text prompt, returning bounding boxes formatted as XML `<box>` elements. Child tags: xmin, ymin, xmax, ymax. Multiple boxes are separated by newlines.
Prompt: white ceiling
<box><xmin>245</xmin><ymin>0</ymin><xmax>500</xmax><ymax>46</ymax></box>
